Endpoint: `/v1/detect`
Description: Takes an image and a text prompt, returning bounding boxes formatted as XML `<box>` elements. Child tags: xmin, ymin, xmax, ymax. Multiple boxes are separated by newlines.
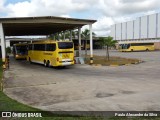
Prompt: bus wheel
<box><xmin>146</xmin><ymin>48</ymin><xmax>149</xmax><ymax>51</ymax></box>
<box><xmin>47</xmin><ymin>60</ymin><xmax>51</xmax><ymax>67</ymax></box>
<box><xmin>44</xmin><ymin>60</ymin><xmax>48</xmax><ymax>67</ymax></box>
<box><xmin>131</xmin><ymin>49</ymin><xmax>133</xmax><ymax>52</ymax></box>
<box><xmin>29</xmin><ymin>57</ymin><xmax>32</xmax><ymax>64</ymax></box>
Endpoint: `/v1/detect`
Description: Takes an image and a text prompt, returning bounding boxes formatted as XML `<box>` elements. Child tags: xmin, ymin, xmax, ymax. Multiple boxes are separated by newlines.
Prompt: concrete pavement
<box><xmin>3</xmin><ymin>50</ymin><xmax>160</xmax><ymax>111</ymax></box>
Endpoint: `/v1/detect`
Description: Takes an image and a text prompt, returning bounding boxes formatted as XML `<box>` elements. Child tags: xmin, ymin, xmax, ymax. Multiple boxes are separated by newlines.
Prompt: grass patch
<box><xmin>0</xmin><ymin>91</ymin><xmax>100</xmax><ymax>120</ymax></box>
<box><xmin>85</xmin><ymin>55</ymin><xmax>140</xmax><ymax>65</ymax></box>
<box><xmin>0</xmin><ymin>91</ymin><xmax>43</xmax><ymax>112</ymax></box>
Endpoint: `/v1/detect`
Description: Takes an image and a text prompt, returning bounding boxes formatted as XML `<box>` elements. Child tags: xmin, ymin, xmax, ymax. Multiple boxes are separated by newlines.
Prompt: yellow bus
<box><xmin>27</xmin><ymin>40</ymin><xmax>74</xmax><ymax>67</ymax></box>
<box><xmin>13</xmin><ymin>43</ymin><xmax>28</xmax><ymax>59</ymax></box>
<box><xmin>84</xmin><ymin>43</ymin><xmax>90</xmax><ymax>50</ymax></box>
<box><xmin>119</xmin><ymin>43</ymin><xmax>155</xmax><ymax>52</ymax></box>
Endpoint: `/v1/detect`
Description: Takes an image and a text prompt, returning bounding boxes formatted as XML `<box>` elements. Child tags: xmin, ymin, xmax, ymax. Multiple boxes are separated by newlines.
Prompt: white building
<box><xmin>110</xmin><ymin>13</ymin><xmax>160</xmax><ymax>46</ymax></box>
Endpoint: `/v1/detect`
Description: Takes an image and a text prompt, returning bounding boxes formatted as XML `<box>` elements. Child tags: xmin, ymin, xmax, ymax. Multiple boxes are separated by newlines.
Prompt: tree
<box><xmin>99</xmin><ymin>36</ymin><xmax>117</xmax><ymax>61</ymax></box>
<box><xmin>63</xmin><ymin>31</ymin><xmax>71</xmax><ymax>39</ymax></box>
<box><xmin>72</xmin><ymin>30</ymin><xmax>78</xmax><ymax>39</ymax></box>
<box><xmin>81</xmin><ymin>29</ymin><xmax>96</xmax><ymax>56</ymax></box>
<box><xmin>48</xmin><ymin>30</ymin><xmax>78</xmax><ymax>40</ymax></box>
<box><xmin>6</xmin><ymin>47</ymin><xmax>11</xmax><ymax>54</ymax></box>
<box><xmin>48</xmin><ymin>33</ymin><xmax>61</xmax><ymax>40</ymax></box>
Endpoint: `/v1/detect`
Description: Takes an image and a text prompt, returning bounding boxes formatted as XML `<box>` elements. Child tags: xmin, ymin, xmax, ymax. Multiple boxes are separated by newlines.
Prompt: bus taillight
<box><xmin>56</xmin><ymin>57</ymin><xmax>59</xmax><ymax>61</ymax></box>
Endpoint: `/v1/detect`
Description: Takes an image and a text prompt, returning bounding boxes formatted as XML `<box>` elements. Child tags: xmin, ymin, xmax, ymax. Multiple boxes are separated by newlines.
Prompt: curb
<box><xmin>109</xmin><ymin>64</ymin><xmax>120</xmax><ymax>67</ymax></box>
<box><xmin>91</xmin><ymin>60</ymin><xmax>143</xmax><ymax>67</ymax></box>
<box><xmin>91</xmin><ymin>64</ymin><xmax>102</xmax><ymax>67</ymax></box>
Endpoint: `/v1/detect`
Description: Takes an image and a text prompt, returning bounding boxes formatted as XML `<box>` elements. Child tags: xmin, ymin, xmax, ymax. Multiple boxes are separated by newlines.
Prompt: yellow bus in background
<box><xmin>84</xmin><ymin>43</ymin><xmax>90</xmax><ymax>50</ymax></box>
<box><xmin>13</xmin><ymin>43</ymin><xmax>28</xmax><ymax>59</ymax></box>
<box><xmin>119</xmin><ymin>43</ymin><xmax>155</xmax><ymax>52</ymax></box>
<box><xmin>27</xmin><ymin>40</ymin><xmax>74</xmax><ymax>67</ymax></box>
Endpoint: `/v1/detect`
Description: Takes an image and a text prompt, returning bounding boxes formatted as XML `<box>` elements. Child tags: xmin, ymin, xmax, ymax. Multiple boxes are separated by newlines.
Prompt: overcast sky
<box><xmin>1</xmin><ymin>0</ymin><xmax>160</xmax><ymax>36</ymax></box>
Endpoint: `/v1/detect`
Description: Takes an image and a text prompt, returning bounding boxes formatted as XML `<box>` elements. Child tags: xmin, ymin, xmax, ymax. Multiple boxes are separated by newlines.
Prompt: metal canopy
<box><xmin>0</xmin><ymin>16</ymin><xmax>96</xmax><ymax>36</ymax></box>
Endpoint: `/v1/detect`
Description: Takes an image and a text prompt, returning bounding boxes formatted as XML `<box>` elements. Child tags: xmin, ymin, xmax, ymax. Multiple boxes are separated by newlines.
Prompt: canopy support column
<box><xmin>0</xmin><ymin>23</ymin><xmax>6</xmax><ymax>62</ymax></box>
<box><xmin>78</xmin><ymin>27</ymin><xmax>82</xmax><ymax>57</ymax></box>
<box><xmin>89</xmin><ymin>24</ymin><xmax>93</xmax><ymax>64</ymax></box>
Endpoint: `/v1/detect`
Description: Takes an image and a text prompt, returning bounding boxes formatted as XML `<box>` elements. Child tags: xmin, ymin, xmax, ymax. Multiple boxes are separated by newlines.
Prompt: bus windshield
<box><xmin>16</xmin><ymin>45</ymin><xmax>28</xmax><ymax>54</ymax></box>
<box><xmin>58</xmin><ymin>42</ymin><xmax>73</xmax><ymax>49</ymax></box>
<box><xmin>122</xmin><ymin>44</ymin><xmax>130</xmax><ymax>49</ymax></box>
<box><xmin>118</xmin><ymin>44</ymin><xmax>122</xmax><ymax>49</ymax></box>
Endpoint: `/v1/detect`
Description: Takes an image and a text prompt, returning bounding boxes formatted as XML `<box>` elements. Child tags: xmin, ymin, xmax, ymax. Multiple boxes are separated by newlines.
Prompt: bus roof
<box><xmin>31</xmin><ymin>40</ymin><xmax>72</xmax><ymax>44</ymax></box>
<box><xmin>119</xmin><ymin>42</ymin><xmax>154</xmax><ymax>44</ymax></box>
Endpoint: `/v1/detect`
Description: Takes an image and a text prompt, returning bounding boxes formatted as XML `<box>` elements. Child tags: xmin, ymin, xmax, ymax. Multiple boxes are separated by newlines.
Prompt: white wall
<box><xmin>6</xmin><ymin>41</ymin><xmax>10</xmax><ymax>47</ymax></box>
<box><xmin>134</xmin><ymin>18</ymin><xmax>140</xmax><ymax>39</ymax></box>
<box><xmin>122</xmin><ymin>22</ymin><xmax>127</xmax><ymax>40</ymax></box>
<box><xmin>141</xmin><ymin>16</ymin><xmax>148</xmax><ymax>39</ymax></box>
<box><xmin>149</xmin><ymin>14</ymin><xmax>156</xmax><ymax>38</ymax></box>
<box><xmin>158</xmin><ymin>13</ymin><xmax>160</xmax><ymax>37</ymax></box>
<box><xmin>110</xmin><ymin>13</ymin><xmax>160</xmax><ymax>40</ymax></box>
<box><xmin>127</xmin><ymin>21</ymin><xmax>134</xmax><ymax>39</ymax></box>
<box><xmin>116</xmin><ymin>23</ymin><xmax>121</xmax><ymax>40</ymax></box>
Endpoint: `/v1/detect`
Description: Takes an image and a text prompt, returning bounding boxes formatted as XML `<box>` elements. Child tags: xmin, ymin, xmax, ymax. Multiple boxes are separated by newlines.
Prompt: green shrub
<box><xmin>6</xmin><ymin>47</ymin><xmax>11</xmax><ymax>54</ymax></box>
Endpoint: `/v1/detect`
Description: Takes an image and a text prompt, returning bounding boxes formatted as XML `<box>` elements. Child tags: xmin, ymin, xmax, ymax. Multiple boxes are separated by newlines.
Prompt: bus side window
<box><xmin>34</xmin><ymin>44</ymin><xmax>38</xmax><ymax>50</ymax></box>
<box><xmin>39</xmin><ymin>44</ymin><xmax>45</xmax><ymax>51</ymax></box>
<box><xmin>127</xmin><ymin>44</ymin><xmax>130</xmax><ymax>49</ymax></box>
<box><xmin>29</xmin><ymin>45</ymin><xmax>32</xmax><ymax>50</ymax></box>
<box><xmin>46</xmin><ymin>44</ymin><xmax>56</xmax><ymax>51</ymax></box>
